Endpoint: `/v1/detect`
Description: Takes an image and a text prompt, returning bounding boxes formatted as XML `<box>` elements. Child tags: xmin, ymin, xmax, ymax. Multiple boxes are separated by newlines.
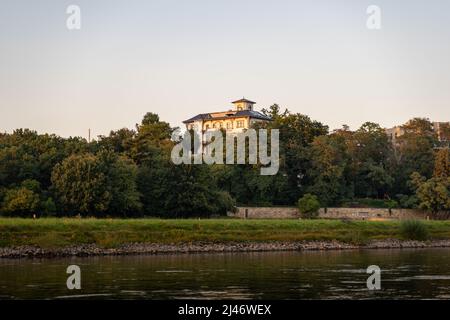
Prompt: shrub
<box><xmin>397</xmin><ymin>194</ymin><xmax>418</xmax><ymax>209</ymax></box>
<box><xmin>400</xmin><ymin>219</ymin><xmax>429</xmax><ymax>241</ymax></box>
<box><xmin>298</xmin><ymin>194</ymin><xmax>321</xmax><ymax>219</ymax></box>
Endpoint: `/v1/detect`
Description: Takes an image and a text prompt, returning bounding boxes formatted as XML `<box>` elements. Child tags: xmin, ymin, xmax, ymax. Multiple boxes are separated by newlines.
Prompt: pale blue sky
<box><xmin>1</xmin><ymin>0</ymin><xmax>449</xmax><ymax>138</ymax></box>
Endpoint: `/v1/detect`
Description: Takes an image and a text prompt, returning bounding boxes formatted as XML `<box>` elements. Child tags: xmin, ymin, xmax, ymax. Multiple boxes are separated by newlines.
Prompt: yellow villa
<box><xmin>182</xmin><ymin>98</ymin><xmax>272</xmax><ymax>133</ymax></box>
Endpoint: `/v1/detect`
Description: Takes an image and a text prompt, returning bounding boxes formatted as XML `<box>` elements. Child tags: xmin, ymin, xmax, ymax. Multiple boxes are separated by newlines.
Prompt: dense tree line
<box><xmin>0</xmin><ymin>107</ymin><xmax>448</xmax><ymax>218</ymax></box>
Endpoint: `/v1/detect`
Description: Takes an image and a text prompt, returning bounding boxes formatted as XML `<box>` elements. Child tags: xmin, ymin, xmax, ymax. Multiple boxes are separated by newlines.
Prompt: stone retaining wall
<box><xmin>318</xmin><ymin>207</ymin><xmax>427</xmax><ymax>220</ymax></box>
<box><xmin>230</xmin><ymin>207</ymin><xmax>438</xmax><ymax>220</ymax></box>
<box><xmin>231</xmin><ymin>207</ymin><xmax>300</xmax><ymax>219</ymax></box>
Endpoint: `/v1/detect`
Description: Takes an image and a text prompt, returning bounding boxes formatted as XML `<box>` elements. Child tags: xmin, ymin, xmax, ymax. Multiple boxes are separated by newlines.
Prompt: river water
<box><xmin>1</xmin><ymin>248</ymin><xmax>450</xmax><ymax>299</ymax></box>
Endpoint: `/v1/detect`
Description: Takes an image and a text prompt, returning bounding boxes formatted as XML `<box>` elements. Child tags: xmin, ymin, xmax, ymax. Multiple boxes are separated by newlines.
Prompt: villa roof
<box><xmin>231</xmin><ymin>98</ymin><xmax>256</xmax><ymax>104</ymax></box>
<box><xmin>182</xmin><ymin>113</ymin><xmax>211</xmax><ymax>123</ymax></box>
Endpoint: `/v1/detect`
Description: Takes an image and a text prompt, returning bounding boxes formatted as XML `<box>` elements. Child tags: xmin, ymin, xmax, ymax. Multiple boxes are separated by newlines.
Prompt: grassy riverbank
<box><xmin>1</xmin><ymin>218</ymin><xmax>450</xmax><ymax>249</ymax></box>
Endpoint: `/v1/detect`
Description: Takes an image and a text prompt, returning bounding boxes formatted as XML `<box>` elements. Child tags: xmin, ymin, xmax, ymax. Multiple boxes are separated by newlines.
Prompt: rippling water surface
<box><xmin>1</xmin><ymin>248</ymin><xmax>450</xmax><ymax>299</ymax></box>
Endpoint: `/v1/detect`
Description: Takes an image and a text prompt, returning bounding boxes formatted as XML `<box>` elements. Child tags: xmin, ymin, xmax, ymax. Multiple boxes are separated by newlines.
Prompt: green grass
<box><xmin>1</xmin><ymin>218</ymin><xmax>450</xmax><ymax>248</ymax></box>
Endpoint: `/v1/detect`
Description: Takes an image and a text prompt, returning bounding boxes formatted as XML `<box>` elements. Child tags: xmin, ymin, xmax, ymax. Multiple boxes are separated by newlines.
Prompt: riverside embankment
<box><xmin>2</xmin><ymin>218</ymin><xmax>450</xmax><ymax>258</ymax></box>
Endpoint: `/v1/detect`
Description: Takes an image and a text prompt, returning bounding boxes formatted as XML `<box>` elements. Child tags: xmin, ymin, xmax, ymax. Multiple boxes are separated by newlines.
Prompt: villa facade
<box><xmin>182</xmin><ymin>98</ymin><xmax>272</xmax><ymax>133</ymax></box>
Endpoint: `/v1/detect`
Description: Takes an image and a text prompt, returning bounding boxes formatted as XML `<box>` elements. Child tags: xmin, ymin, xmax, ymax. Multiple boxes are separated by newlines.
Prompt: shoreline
<box><xmin>2</xmin><ymin>239</ymin><xmax>450</xmax><ymax>259</ymax></box>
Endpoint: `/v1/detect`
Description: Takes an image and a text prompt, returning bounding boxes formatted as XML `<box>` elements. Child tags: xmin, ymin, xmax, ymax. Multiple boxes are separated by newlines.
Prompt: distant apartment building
<box><xmin>433</xmin><ymin>122</ymin><xmax>449</xmax><ymax>142</ymax></box>
<box><xmin>385</xmin><ymin>126</ymin><xmax>406</xmax><ymax>144</ymax></box>
<box><xmin>386</xmin><ymin>121</ymin><xmax>449</xmax><ymax>144</ymax></box>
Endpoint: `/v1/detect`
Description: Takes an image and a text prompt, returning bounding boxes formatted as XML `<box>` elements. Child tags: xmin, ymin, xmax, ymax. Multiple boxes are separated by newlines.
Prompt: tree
<box><xmin>51</xmin><ymin>151</ymin><xmax>141</xmax><ymax>216</ymax></box>
<box><xmin>307</xmin><ymin>134</ymin><xmax>349</xmax><ymax>206</ymax></box>
<box><xmin>1</xmin><ymin>187</ymin><xmax>39</xmax><ymax>217</ymax></box>
<box><xmin>51</xmin><ymin>153</ymin><xmax>110</xmax><ymax>215</ymax></box>
<box><xmin>96</xmin><ymin>128</ymin><xmax>136</xmax><ymax>154</ymax></box>
<box><xmin>360</xmin><ymin>163</ymin><xmax>394</xmax><ymax>198</ymax></box>
<box><xmin>392</xmin><ymin>118</ymin><xmax>438</xmax><ymax>195</ymax></box>
<box><xmin>131</xmin><ymin>112</ymin><xmax>174</xmax><ymax>162</ymax></box>
<box><xmin>408</xmin><ymin>149</ymin><xmax>450</xmax><ymax>218</ymax></box>
<box><xmin>410</xmin><ymin>172</ymin><xmax>450</xmax><ymax>218</ymax></box>
<box><xmin>298</xmin><ymin>194</ymin><xmax>321</xmax><ymax>219</ymax></box>
<box><xmin>349</xmin><ymin>122</ymin><xmax>394</xmax><ymax>198</ymax></box>
<box><xmin>307</xmin><ymin>122</ymin><xmax>394</xmax><ymax>203</ymax></box>
<box><xmin>260</xmin><ymin>105</ymin><xmax>329</xmax><ymax>204</ymax></box>
<box><xmin>433</xmin><ymin>148</ymin><xmax>449</xmax><ymax>178</ymax></box>
<box><xmin>0</xmin><ymin>129</ymin><xmax>89</xmax><ymax>190</ymax></box>
<box><xmin>130</xmin><ymin>112</ymin><xmax>235</xmax><ymax>217</ymax></box>
<box><xmin>402</xmin><ymin>118</ymin><xmax>436</xmax><ymax>136</ymax></box>
<box><xmin>100</xmin><ymin>152</ymin><xmax>142</xmax><ymax>216</ymax></box>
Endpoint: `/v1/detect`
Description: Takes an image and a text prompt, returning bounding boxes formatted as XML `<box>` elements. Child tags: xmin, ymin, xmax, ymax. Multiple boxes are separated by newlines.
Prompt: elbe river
<box><xmin>1</xmin><ymin>248</ymin><xmax>450</xmax><ymax>299</ymax></box>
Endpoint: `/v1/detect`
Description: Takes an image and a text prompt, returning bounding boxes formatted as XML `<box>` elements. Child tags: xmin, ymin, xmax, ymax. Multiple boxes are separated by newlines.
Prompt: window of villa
<box><xmin>205</xmin><ymin>124</ymin><xmax>209</xmax><ymax>130</ymax></box>
<box><xmin>226</xmin><ymin>122</ymin><xmax>232</xmax><ymax>129</ymax></box>
<box><xmin>236</xmin><ymin>120</ymin><xmax>244</xmax><ymax>128</ymax></box>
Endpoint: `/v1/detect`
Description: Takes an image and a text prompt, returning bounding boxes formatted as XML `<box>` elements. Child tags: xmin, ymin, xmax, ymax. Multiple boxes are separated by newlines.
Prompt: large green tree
<box><xmin>393</xmin><ymin>118</ymin><xmax>438</xmax><ymax>195</ymax></box>
<box><xmin>307</xmin><ymin>134</ymin><xmax>349</xmax><ymax>206</ymax></box>
<box><xmin>410</xmin><ymin>172</ymin><xmax>450</xmax><ymax>218</ymax></box>
<box><xmin>410</xmin><ymin>149</ymin><xmax>450</xmax><ymax>218</ymax></box>
<box><xmin>1</xmin><ymin>186</ymin><xmax>40</xmax><ymax>217</ymax></box>
<box><xmin>260</xmin><ymin>104</ymin><xmax>329</xmax><ymax>203</ymax></box>
<box><xmin>51</xmin><ymin>151</ymin><xmax>141</xmax><ymax>216</ymax></box>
